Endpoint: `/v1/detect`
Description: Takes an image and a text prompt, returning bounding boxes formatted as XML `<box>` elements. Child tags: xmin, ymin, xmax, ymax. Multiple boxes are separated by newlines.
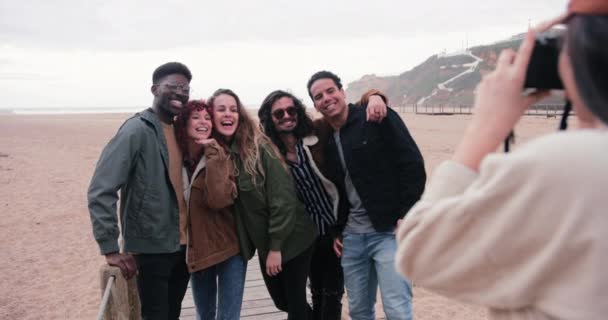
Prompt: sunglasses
<box><xmin>272</xmin><ymin>106</ymin><xmax>297</xmax><ymax>119</ymax></box>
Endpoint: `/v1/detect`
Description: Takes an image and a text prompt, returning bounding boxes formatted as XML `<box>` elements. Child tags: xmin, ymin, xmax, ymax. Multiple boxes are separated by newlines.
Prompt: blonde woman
<box><xmin>208</xmin><ymin>89</ymin><xmax>316</xmax><ymax>320</ymax></box>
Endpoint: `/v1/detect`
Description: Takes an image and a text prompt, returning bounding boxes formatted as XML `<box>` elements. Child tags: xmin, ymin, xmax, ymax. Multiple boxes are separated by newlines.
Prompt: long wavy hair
<box><xmin>174</xmin><ymin>99</ymin><xmax>212</xmax><ymax>165</ymax></box>
<box><xmin>208</xmin><ymin>89</ymin><xmax>282</xmax><ymax>185</ymax></box>
<box><xmin>257</xmin><ymin>90</ymin><xmax>314</xmax><ymax>156</ymax></box>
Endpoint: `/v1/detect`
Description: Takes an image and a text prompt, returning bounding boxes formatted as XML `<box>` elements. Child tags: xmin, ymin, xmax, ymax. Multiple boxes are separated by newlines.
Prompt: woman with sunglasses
<box><xmin>174</xmin><ymin>100</ymin><xmax>245</xmax><ymax>320</ymax></box>
<box><xmin>395</xmin><ymin>1</ymin><xmax>608</xmax><ymax>319</ymax></box>
<box><xmin>208</xmin><ymin>88</ymin><xmax>317</xmax><ymax>320</ymax></box>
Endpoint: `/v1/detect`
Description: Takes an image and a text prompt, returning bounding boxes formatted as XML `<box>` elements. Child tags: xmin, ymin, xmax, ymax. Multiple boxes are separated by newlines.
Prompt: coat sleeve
<box><xmin>357</xmin><ymin>89</ymin><xmax>389</xmax><ymax>105</ymax></box>
<box><xmin>87</xmin><ymin>118</ymin><xmax>142</xmax><ymax>255</ymax></box>
<box><xmin>203</xmin><ymin>140</ymin><xmax>237</xmax><ymax>209</ymax></box>
<box><xmin>381</xmin><ymin>109</ymin><xmax>426</xmax><ymax>216</ymax></box>
<box><xmin>395</xmin><ymin>150</ymin><xmax>580</xmax><ymax>309</ymax></box>
<box><xmin>261</xmin><ymin>144</ymin><xmax>299</xmax><ymax>251</ymax></box>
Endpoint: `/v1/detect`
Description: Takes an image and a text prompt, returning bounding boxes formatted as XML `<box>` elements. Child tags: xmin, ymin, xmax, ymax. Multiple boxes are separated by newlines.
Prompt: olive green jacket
<box><xmin>230</xmin><ymin>142</ymin><xmax>316</xmax><ymax>262</ymax></box>
<box><xmin>88</xmin><ymin>108</ymin><xmax>181</xmax><ymax>255</ymax></box>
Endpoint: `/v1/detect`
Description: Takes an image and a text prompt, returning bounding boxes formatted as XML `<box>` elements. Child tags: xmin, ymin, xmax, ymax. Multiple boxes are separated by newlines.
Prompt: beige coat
<box><xmin>396</xmin><ymin>130</ymin><xmax>608</xmax><ymax>320</ymax></box>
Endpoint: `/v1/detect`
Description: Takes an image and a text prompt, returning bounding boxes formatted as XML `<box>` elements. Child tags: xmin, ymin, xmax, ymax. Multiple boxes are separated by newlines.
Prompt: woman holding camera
<box><xmin>395</xmin><ymin>1</ymin><xmax>608</xmax><ymax>319</ymax></box>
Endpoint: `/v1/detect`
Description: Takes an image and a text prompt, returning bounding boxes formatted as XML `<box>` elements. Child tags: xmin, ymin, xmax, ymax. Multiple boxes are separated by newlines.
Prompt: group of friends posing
<box><xmin>88</xmin><ymin>4</ymin><xmax>608</xmax><ymax>319</ymax></box>
<box><xmin>88</xmin><ymin>62</ymin><xmax>426</xmax><ymax>320</ymax></box>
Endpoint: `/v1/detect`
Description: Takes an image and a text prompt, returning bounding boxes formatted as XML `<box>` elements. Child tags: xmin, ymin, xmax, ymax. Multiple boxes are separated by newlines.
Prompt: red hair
<box><xmin>174</xmin><ymin>99</ymin><xmax>212</xmax><ymax>163</ymax></box>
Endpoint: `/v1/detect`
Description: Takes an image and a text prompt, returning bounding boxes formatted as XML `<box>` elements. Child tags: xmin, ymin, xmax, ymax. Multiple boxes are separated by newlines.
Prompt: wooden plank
<box><xmin>180</xmin><ymin>254</ymin><xmax>288</xmax><ymax>319</ymax></box>
<box><xmin>241</xmin><ymin>298</ymin><xmax>276</xmax><ymax>309</ymax></box>
<box><xmin>242</xmin><ymin>311</ymin><xmax>287</xmax><ymax>319</ymax></box>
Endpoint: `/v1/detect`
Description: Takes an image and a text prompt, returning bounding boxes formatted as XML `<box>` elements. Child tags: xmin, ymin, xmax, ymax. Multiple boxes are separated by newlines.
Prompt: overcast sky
<box><xmin>0</xmin><ymin>0</ymin><xmax>568</xmax><ymax>109</ymax></box>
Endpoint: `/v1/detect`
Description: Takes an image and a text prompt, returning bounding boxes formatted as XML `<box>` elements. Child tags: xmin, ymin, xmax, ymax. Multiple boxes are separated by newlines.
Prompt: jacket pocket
<box><xmin>351</xmin><ymin>136</ymin><xmax>381</xmax><ymax>168</ymax></box>
<box><xmin>236</xmin><ymin>174</ymin><xmax>265</xmax><ymax>215</ymax></box>
<box><xmin>125</xmin><ymin>173</ymin><xmax>168</xmax><ymax>239</ymax></box>
<box><xmin>124</xmin><ymin>182</ymin><xmax>147</xmax><ymax>237</ymax></box>
<box><xmin>140</xmin><ymin>182</ymin><xmax>169</xmax><ymax>238</ymax></box>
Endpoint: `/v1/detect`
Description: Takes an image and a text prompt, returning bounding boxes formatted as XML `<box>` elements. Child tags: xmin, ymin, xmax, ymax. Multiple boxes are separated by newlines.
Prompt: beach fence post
<box><xmin>98</xmin><ymin>265</ymin><xmax>141</xmax><ymax>320</ymax></box>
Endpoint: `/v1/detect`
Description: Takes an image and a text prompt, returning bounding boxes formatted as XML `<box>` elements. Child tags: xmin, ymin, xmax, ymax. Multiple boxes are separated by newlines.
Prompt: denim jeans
<box><xmin>341</xmin><ymin>232</ymin><xmax>413</xmax><ymax>320</ymax></box>
<box><xmin>190</xmin><ymin>255</ymin><xmax>247</xmax><ymax>320</ymax></box>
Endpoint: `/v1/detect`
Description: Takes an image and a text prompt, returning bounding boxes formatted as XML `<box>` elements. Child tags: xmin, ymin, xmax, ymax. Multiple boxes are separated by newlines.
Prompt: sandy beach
<box><xmin>0</xmin><ymin>111</ymin><xmax>562</xmax><ymax>319</ymax></box>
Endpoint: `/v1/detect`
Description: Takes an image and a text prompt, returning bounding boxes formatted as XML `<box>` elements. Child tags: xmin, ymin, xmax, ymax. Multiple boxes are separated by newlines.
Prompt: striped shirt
<box><xmin>288</xmin><ymin>141</ymin><xmax>335</xmax><ymax>235</ymax></box>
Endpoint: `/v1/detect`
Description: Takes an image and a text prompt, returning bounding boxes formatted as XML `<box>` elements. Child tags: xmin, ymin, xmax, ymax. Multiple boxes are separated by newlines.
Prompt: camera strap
<box><xmin>559</xmin><ymin>100</ymin><xmax>572</xmax><ymax>131</ymax></box>
<box><xmin>504</xmin><ymin>100</ymin><xmax>572</xmax><ymax>153</ymax></box>
<box><xmin>504</xmin><ymin>131</ymin><xmax>515</xmax><ymax>152</ymax></box>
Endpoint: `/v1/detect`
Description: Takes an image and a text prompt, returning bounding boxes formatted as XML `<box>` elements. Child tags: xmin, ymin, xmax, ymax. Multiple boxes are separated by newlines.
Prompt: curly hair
<box><xmin>174</xmin><ymin>99</ymin><xmax>212</xmax><ymax>164</ymax></box>
<box><xmin>257</xmin><ymin>90</ymin><xmax>314</xmax><ymax>156</ymax></box>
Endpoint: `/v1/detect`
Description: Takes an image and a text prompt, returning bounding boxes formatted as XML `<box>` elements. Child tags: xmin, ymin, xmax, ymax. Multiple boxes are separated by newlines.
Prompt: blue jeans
<box><xmin>341</xmin><ymin>232</ymin><xmax>413</xmax><ymax>320</ymax></box>
<box><xmin>190</xmin><ymin>255</ymin><xmax>247</xmax><ymax>320</ymax></box>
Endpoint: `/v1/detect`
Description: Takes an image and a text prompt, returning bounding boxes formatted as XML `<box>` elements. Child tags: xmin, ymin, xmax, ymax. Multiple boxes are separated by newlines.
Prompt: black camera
<box><xmin>524</xmin><ymin>33</ymin><xmax>564</xmax><ymax>90</ymax></box>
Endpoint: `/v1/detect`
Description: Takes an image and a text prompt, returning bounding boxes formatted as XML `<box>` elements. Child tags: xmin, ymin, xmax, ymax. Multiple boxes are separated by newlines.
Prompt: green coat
<box><xmin>88</xmin><ymin>108</ymin><xmax>181</xmax><ymax>255</ymax></box>
<box><xmin>231</xmin><ymin>142</ymin><xmax>316</xmax><ymax>262</ymax></box>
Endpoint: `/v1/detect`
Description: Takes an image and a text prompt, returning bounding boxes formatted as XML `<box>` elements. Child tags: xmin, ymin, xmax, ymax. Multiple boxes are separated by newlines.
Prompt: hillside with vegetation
<box><xmin>346</xmin><ymin>30</ymin><xmax>564</xmax><ymax>107</ymax></box>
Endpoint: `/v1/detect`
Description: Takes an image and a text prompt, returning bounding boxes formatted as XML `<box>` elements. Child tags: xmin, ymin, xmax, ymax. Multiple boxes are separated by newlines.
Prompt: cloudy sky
<box><xmin>0</xmin><ymin>0</ymin><xmax>567</xmax><ymax>109</ymax></box>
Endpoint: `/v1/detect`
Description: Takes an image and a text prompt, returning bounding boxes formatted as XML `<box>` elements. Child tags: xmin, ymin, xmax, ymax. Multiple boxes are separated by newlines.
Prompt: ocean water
<box><xmin>3</xmin><ymin>105</ymin><xmax>261</xmax><ymax>115</ymax></box>
<box><xmin>5</xmin><ymin>107</ymin><xmax>144</xmax><ymax>115</ymax></box>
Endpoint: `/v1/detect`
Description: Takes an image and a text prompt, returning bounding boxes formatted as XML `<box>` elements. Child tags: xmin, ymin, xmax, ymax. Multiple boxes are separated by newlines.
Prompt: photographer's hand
<box><xmin>453</xmin><ymin>29</ymin><xmax>549</xmax><ymax>171</ymax></box>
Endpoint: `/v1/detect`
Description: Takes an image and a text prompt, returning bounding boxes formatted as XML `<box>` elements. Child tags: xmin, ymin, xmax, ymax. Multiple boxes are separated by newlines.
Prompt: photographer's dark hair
<box><xmin>306</xmin><ymin>71</ymin><xmax>343</xmax><ymax>99</ymax></box>
<box><xmin>258</xmin><ymin>90</ymin><xmax>314</xmax><ymax>155</ymax></box>
<box><xmin>566</xmin><ymin>15</ymin><xmax>608</xmax><ymax>125</ymax></box>
<box><xmin>152</xmin><ymin>62</ymin><xmax>192</xmax><ymax>84</ymax></box>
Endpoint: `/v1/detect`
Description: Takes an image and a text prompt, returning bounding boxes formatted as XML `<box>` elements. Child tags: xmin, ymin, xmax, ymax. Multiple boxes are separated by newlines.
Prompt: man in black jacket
<box><xmin>307</xmin><ymin>70</ymin><xmax>426</xmax><ymax>320</ymax></box>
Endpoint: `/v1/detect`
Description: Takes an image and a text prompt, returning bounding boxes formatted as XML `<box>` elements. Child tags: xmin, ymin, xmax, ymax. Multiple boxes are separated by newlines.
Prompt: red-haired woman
<box><xmin>174</xmin><ymin>100</ymin><xmax>246</xmax><ymax>320</ymax></box>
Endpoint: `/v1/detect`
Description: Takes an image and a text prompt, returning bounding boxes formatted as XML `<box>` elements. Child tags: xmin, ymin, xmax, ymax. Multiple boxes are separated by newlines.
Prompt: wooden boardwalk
<box><xmin>179</xmin><ymin>255</ymin><xmax>292</xmax><ymax>319</ymax></box>
<box><xmin>177</xmin><ymin>255</ymin><xmax>388</xmax><ymax>319</ymax></box>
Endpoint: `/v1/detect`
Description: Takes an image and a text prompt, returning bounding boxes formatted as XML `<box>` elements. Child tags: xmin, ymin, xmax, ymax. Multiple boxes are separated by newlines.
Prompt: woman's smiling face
<box><xmin>212</xmin><ymin>94</ymin><xmax>239</xmax><ymax>140</ymax></box>
<box><xmin>186</xmin><ymin>108</ymin><xmax>212</xmax><ymax>141</ymax></box>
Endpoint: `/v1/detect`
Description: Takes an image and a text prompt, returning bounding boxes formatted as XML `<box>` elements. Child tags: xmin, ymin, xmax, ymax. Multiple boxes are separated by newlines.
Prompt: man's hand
<box><xmin>265</xmin><ymin>251</ymin><xmax>282</xmax><ymax>277</ymax></box>
<box><xmin>105</xmin><ymin>252</ymin><xmax>138</xmax><ymax>280</ymax></box>
<box><xmin>366</xmin><ymin>95</ymin><xmax>387</xmax><ymax>123</ymax></box>
<box><xmin>333</xmin><ymin>238</ymin><xmax>344</xmax><ymax>257</ymax></box>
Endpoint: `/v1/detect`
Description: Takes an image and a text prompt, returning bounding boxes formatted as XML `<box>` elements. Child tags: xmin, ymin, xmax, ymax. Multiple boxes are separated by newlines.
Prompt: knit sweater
<box><xmin>396</xmin><ymin>130</ymin><xmax>608</xmax><ymax>320</ymax></box>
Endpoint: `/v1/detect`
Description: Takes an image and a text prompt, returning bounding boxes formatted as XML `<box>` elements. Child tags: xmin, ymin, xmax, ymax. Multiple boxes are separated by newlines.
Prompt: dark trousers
<box><xmin>309</xmin><ymin>234</ymin><xmax>344</xmax><ymax>320</ymax></box>
<box><xmin>260</xmin><ymin>245</ymin><xmax>314</xmax><ymax>320</ymax></box>
<box><xmin>134</xmin><ymin>247</ymin><xmax>190</xmax><ymax>320</ymax></box>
